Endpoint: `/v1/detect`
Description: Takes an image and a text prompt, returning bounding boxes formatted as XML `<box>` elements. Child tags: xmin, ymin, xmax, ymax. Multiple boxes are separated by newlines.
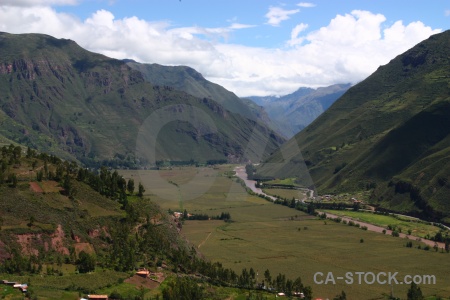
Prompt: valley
<box><xmin>0</xmin><ymin>27</ymin><xmax>449</xmax><ymax>300</ymax></box>
<box><xmin>123</xmin><ymin>165</ymin><xmax>450</xmax><ymax>299</ymax></box>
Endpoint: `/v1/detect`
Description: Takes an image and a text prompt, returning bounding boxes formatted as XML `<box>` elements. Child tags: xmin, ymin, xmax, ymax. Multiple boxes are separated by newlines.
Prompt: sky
<box><xmin>0</xmin><ymin>0</ymin><xmax>448</xmax><ymax>97</ymax></box>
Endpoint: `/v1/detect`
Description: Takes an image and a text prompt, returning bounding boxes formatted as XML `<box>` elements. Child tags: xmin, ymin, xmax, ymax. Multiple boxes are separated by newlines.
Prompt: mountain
<box><xmin>257</xmin><ymin>31</ymin><xmax>450</xmax><ymax>222</ymax></box>
<box><xmin>125</xmin><ymin>61</ymin><xmax>282</xmax><ymax>138</ymax></box>
<box><xmin>248</xmin><ymin>84</ymin><xmax>351</xmax><ymax>138</ymax></box>
<box><xmin>0</xmin><ymin>32</ymin><xmax>284</xmax><ymax>167</ymax></box>
<box><xmin>126</xmin><ymin>62</ymin><xmax>253</xmax><ymax>119</ymax></box>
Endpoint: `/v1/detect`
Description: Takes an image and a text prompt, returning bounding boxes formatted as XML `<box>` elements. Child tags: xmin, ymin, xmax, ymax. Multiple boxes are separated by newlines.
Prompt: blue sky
<box><xmin>0</xmin><ymin>0</ymin><xmax>448</xmax><ymax>96</ymax></box>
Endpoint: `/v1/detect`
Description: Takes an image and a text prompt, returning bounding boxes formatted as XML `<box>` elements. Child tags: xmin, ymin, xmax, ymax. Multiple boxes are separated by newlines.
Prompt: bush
<box><xmin>76</xmin><ymin>251</ymin><xmax>96</xmax><ymax>273</ymax></box>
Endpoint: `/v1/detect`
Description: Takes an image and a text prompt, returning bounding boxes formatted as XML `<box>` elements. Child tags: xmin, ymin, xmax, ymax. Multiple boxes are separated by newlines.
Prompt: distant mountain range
<box><xmin>247</xmin><ymin>84</ymin><xmax>351</xmax><ymax>138</ymax></box>
<box><xmin>257</xmin><ymin>30</ymin><xmax>450</xmax><ymax>223</ymax></box>
<box><xmin>0</xmin><ymin>32</ymin><xmax>284</xmax><ymax>167</ymax></box>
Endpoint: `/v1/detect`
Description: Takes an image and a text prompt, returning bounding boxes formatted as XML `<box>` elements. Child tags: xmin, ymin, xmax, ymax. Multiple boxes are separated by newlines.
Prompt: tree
<box><xmin>138</xmin><ymin>182</ymin><xmax>145</xmax><ymax>198</ymax></box>
<box><xmin>307</xmin><ymin>202</ymin><xmax>315</xmax><ymax>215</ymax></box>
<box><xmin>162</xmin><ymin>277</ymin><xmax>204</xmax><ymax>300</ymax></box>
<box><xmin>127</xmin><ymin>178</ymin><xmax>135</xmax><ymax>195</ymax></box>
<box><xmin>333</xmin><ymin>291</ymin><xmax>347</xmax><ymax>300</ymax></box>
<box><xmin>27</xmin><ymin>216</ymin><xmax>35</xmax><ymax>227</ymax></box>
<box><xmin>76</xmin><ymin>251</ymin><xmax>96</xmax><ymax>273</ymax></box>
<box><xmin>264</xmin><ymin>269</ymin><xmax>272</xmax><ymax>287</ymax></box>
<box><xmin>63</xmin><ymin>175</ymin><xmax>76</xmax><ymax>198</ymax></box>
<box><xmin>8</xmin><ymin>173</ymin><xmax>17</xmax><ymax>188</ymax></box>
<box><xmin>36</xmin><ymin>170</ymin><xmax>43</xmax><ymax>182</ymax></box>
<box><xmin>245</xmin><ymin>164</ymin><xmax>255</xmax><ymax>180</ymax></box>
<box><xmin>407</xmin><ymin>282</ymin><xmax>424</xmax><ymax>300</ymax></box>
<box><xmin>303</xmin><ymin>286</ymin><xmax>313</xmax><ymax>300</ymax></box>
<box><xmin>13</xmin><ymin>146</ymin><xmax>22</xmax><ymax>162</ymax></box>
<box><xmin>292</xmin><ymin>276</ymin><xmax>303</xmax><ymax>294</ymax></box>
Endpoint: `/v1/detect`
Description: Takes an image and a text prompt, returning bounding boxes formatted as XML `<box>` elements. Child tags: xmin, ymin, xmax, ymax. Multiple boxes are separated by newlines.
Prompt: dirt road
<box><xmin>234</xmin><ymin>165</ymin><xmax>445</xmax><ymax>250</ymax></box>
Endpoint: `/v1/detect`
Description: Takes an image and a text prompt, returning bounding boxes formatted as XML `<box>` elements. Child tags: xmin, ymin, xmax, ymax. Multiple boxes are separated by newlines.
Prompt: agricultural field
<box><xmin>262</xmin><ymin>188</ymin><xmax>307</xmax><ymax>200</ymax></box>
<box><xmin>120</xmin><ymin>165</ymin><xmax>256</xmax><ymax>213</ymax></box>
<box><xmin>122</xmin><ymin>166</ymin><xmax>450</xmax><ymax>299</ymax></box>
<box><xmin>0</xmin><ymin>270</ymin><xmax>130</xmax><ymax>300</ymax></box>
<box><xmin>323</xmin><ymin>210</ymin><xmax>445</xmax><ymax>238</ymax></box>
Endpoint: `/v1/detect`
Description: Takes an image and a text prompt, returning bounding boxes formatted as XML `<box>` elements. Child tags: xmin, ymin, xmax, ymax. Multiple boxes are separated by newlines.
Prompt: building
<box><xmin>87</xmin><ymin>295</ymin><xmax>108</xmax><ymax>300</ymax></box>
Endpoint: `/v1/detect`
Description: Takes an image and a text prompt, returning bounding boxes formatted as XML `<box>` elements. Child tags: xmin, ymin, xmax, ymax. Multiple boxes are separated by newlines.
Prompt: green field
<box><xmin>323</xmin><ymin>210</ymin><xmax>445</xmax><ymax>238</ymax></box>
<box><xmin>264</xmin><ymin>178</ymin><xmax>299</xmax><ymax>186</ymax></box>
<box><xmin>0</xmin><ymin>270</ymin><xmax>130</xmax><ymax>300</ymax></box>
<box><xmin>120</xmin><ymin>165</ymin><xmax>258</xmax><ymax>213</ymax></box>
<box><xmin>121</xmin><ymin>166</ymin><xmax>450</xmax><ymax>299</ymax></box>
<box><xmin>262</xmin><ymin>188</ymin><xmax>307</xmax><ymax>200</ymax></box>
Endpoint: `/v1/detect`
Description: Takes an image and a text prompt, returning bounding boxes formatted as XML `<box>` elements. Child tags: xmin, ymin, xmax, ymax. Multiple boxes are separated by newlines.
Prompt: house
<box><xmin>13</xmin><ymin>283</ymin><xmax>28</xmax><ymax>293</ymax></box>
<box><xmin>136</xmin><ymin>268</ymin><xmax>150</xmax><ymax>277</ymax></box>
<box><xmin>87</xmin><ymin>295</ymin><xmax>108</xmax><ymax>300</ymax></box>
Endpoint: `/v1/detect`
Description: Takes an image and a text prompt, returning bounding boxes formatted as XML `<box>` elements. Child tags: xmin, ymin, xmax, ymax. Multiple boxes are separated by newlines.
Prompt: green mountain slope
<box><xmin>126</xmin><ymin>62</ymin><xmax>251</xmax><ymax>118</ymax></box>
<box><xmin>0</xmin><ymin>32</ymin><xmax>284</xmax><ymax>166</ymax></box>
<box><xmin>126</xmin><ymin>61</ymin><xmax>282</xmax><ymax>137</ymax></box>
<box><xmin>257</xmin><ymin>31</ymin><xmax>450</xmax><ymax>222</ymax></box>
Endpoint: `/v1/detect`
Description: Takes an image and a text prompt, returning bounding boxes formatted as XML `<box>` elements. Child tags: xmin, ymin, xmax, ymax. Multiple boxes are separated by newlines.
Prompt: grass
<box><xmin>0</xmin><ymin>180</ymin><xmax>124</xmax><ymax>238</ymax></box>
<box><xmin>257</xmin><ymin>32</ymin><xmax>450</xmax><ymax>222</ymax></box>
<box><xmin>262</xmin><ymin>188</ymin><xmax>307</xmax><ymax>200</ymax></box>
<box><xmin>128</xmin><ymin>166</ymin><xmax>450</xmax><ymax>299</ymax></box>
<box><xmin>0</xmin><ymin>270</ymin><xmax>130</xmax><ymax>299</ymax></box>
<box><xmin>322</xmin><ymin>210</ymin><xmax>444</xmax><ymax>238</ymax></box>
<box><xmin>0</xmin><ymin>285</ymin><xmax>24</xmax><ymax>300</ymax></box>
<box><xmin>264</xmin><ymin>178</ymin><xmax>299</xmax><ymax>186</ymax></box>
<box><xmin>184</xmin><ymin>217</ymin><xmax>450</xmax><ymax>299</ymax></box>
<box><xmin>120</xmin><ymin>165</ymin><xmax>264</xmax><ymax>213</ymax></box>
<box><xmin>96</xmin><ymin>282</ymin><xmax>145</xmax><ymax>299</ymax></box>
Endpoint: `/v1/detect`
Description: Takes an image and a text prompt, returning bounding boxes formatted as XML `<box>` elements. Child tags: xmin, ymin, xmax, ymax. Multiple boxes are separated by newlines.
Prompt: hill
<box><xmin>126</xmin><ymin>62</ymin><xmax>257</xmax><ymax>120</ymax></box>
<box><xmin>0</xmin><ymin>146</ymin><xmax>312</xmax><ymax>299</ymax></box>
<box><xmin>0</xmin><ymin>32</ymin><xmax>284</xmax><ymax>167</ymax></box>
<box><xmin>0</xmin><ymin>144</ymin><xmax>184</xmax><ymax>273</ymax></box>
<box><xmin>248</xmin><ymin>84</ymin><xmax>351</xmax><ymax>138</ymax></box>
<box><xmin>257</xmin><ymin>31</ymin><xmax>450</xmax><ymax>222</ymax></box>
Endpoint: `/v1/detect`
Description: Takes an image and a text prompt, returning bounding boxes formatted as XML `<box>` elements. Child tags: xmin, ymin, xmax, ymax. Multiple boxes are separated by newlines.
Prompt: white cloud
<box><xmin>265</xmin><ymin>6</ymin><xmax>300</xmax><ymax>26</ymax></box>
<box><xmin>297</xmin><ymin>2</ymin><xmax>315</xmax><ymax>8</ymax></box>
<box><xmin>0</xmin><ymin>6</ymin><xmax>442</xmax><ymax>97</ymax></box>
<box><xmin>288</xmin><ymin>23</ymin><xmax>309</xmax><ymax>46</ymax></box>
<box><xmin>229</xmin><ymin>23</ymin><xmax>256</xmax><ymax>30</ymax></box>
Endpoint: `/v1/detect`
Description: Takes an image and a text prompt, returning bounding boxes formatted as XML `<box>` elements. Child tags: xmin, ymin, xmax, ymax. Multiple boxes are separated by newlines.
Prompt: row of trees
<box><xmin>182</xmin><ymin>210</ymin><xmax>231</xmax><ymax>221</ymax></box>
<box><xmin>0</xmin><ymin>145</ymin><xmax>147</xmax><ymax>204</ymax></box>
<box><xmin>0</xmin><ymin>144</ymin><xmax>23</xmax><ymax>186</ymax></box>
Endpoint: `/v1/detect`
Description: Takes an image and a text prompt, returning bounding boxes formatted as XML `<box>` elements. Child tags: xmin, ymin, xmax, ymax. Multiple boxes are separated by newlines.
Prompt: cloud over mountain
<box><xmin>0</xmin><ymin>3</ymin><xmax>441</xmax><ymax>96</ymax></box>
